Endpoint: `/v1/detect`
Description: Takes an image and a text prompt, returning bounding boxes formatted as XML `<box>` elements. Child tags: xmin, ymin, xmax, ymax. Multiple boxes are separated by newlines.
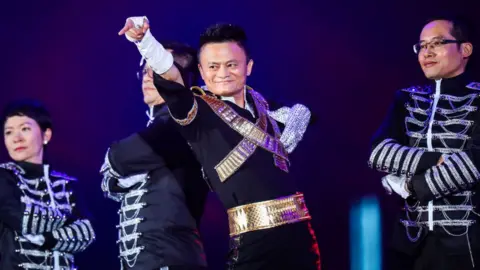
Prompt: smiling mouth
<box><xmin>424</xmin><ymin>62</ymin><xmax>437</xmax><ymax>68</ymax></box>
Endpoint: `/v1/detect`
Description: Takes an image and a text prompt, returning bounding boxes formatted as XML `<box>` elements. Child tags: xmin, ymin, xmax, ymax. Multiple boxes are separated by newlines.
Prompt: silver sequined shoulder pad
<box><xmin>466</xmin><ymin>82</ymin><xmax>480</xmax><ymax>91</ymax></box>
<box><xmin>400</xmin><ymin>85</ymin><xmax>432</xmax><ymax>94</ymax></box>
<box><xmin>50</xmin><ymin>170</ymin><xmax>78</xmax><ymax>181</ymax></box>
<box><xmin>0</xmin><ymin>162</ymin><xmax>25</xmax><ymax>174</ymax></box>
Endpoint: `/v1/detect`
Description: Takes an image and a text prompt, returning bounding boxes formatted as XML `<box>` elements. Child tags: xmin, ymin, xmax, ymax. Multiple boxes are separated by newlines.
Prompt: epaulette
<box><xmin>191</xmin><ymin>86</ymin><xmax>221</xmax><ymax>99</ymax></box>
<box><xmin>0</xmin><ymin>162</ymin><xmax>25</xmax><ymax>175</ymax></box>
<box><xmin>248</xmin><ymin>87</ymin><xmax>270</xmax><ymax>111</ymax></box>
<box><xmin>400</xmin><ymin>85</ymin><xmax>432</xmax><ymax>94</ymax></box>
<box><xmin>50</xmin><ymin>170</ymin><xmax>77</xmax><ymax>181</ymax></box>
<box><xmin>191</xmin><ymin>86</ymin><xmax>206</xmax><ymax>96</ymax></box>
<box><xmin>466</xmin><ymin>82</ymin><xmax>480</xmax><ymax>91</ymax></box>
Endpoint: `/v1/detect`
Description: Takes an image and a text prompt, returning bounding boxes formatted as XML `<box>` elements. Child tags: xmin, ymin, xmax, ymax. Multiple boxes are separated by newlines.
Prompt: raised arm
<box><xmin>118</xmin><ymin>16</ymin><xmax>184</xmax><ymax>86</ymax></box>
<box><xmin>119</xmin><ymin>16</ymin><xmax>199</xmax><ymax>126</ymax></box>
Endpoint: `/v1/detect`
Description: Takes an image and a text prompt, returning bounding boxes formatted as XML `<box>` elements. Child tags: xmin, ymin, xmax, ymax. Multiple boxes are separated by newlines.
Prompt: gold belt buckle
<box><xmin>227</xmin><ymin>193</ymin><xmax>311</xmax><ymax>236</ymax></box>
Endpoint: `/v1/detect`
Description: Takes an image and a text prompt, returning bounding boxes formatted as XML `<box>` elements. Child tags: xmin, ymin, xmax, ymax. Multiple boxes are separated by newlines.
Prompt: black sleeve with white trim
<box><xmin>412</xmin><ymin>151</ymin><xmax>480</xmax><ymax>203</ymax></box>
<box><xmin>41</xmin><ymin>181</ymin><xmax>96</xmax><ymax>253</ymax></box>
<box><xmin>368</xmin><ymin>90</ymin><xmax>442</xmax><ymax>176</ymax></box>
<box><xmin>153</xmin><ymin>72</ymin><xmax>198</xmax><ymax>126</ymax></box>
<box><xmin>411</xmin><ymin>104</ymin><xmax>480</xmax><ymax>203</ymax></box>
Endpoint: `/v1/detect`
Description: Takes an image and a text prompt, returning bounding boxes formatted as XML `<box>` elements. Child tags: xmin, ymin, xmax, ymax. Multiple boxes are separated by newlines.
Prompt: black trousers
<box><xmin>386</xmin><ymin>233</ymin><xmax>478</xmax><ymax>270</ymax></box>
<box><xmin>226</xmin><ymin>221</ymin><xmax>321</xmax><ymax>270</ymax></box>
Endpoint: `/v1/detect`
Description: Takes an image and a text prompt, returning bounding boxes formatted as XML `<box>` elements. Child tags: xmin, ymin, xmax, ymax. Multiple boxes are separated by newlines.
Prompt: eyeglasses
<box><xmin>136</xmin><ymin>67</ymin><xmax>153</xmax><ymax>80</ymax></box>
<box><xmin>413</xmin><ymin>39</ymin><xmax>464</xmax><ymax>54</ymax></box>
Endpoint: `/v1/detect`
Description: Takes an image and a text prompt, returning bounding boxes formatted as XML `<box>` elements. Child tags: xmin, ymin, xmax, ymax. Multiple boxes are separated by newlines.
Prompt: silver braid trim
<box><xmin>117</xmin><ymin>185</ymin><xmax>148</xmax><ymax>268</ymax></box>
<box><xmin>100</xmin><ymin>148</ymin><xmax>125</xmax><ymax>202</ymax></box>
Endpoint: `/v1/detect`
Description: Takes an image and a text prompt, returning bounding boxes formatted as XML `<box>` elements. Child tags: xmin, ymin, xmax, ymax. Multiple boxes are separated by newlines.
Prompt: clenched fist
<box><xmin>117</xmin><ymin>16</ymin><xmax>178</xmax><ymax>81</ymax></box>
<box><xmin>118</xmin><ymin>16</ymin><xmax>150</xmax><ymax>41</ymax></box>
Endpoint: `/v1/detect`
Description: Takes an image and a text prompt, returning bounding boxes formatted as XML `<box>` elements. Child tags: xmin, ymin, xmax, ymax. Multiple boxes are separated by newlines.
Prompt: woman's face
<box><xmin>3</xmin><ymin>115</ymin><xmax>51</xmax><ymax>164</ymax></box>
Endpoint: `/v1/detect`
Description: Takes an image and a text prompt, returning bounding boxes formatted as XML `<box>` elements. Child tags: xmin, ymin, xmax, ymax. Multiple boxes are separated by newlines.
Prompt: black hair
<box><xmin>1</xmin><ymin>99</ymin><xmax>52</xmax><ymax>132</ymax></box>
<box><xmin>162</xmin><ymin>41</ymin><xmax>198</xmax><ymax>70</ymax></box>
<box><xmin>425</xmin><ymin>15</ymin><xmax>475</xmax><ymax>45</ymax></box>
<box><xmin>199</xmin><ymin>23</ymin><xmax>250</xmax><ymax>59</ymax></box>
<box><xmin>424</xmin><ymin>15</ymin><xmax>476</xmax><ymax>69</ymax></box>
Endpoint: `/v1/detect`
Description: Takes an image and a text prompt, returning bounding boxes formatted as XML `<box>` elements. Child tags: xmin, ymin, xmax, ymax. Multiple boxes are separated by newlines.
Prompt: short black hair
<box><xmin>162</xmin><ymin>41</ymin><xmax>198</xmax><ymax>70</ymax></box>
<box><xmin>1</xmin><ymin>99</ymin><xmax>52</xmax><ymax>132</ymax></box>
<box><xmin>199</xmin><ymin>23</ymin><xmax>250</xmax><ymax>59</ymax></box>
<box><xmin>425</xmin><ymin>15</ymin><xmax>475</xmax><ymax>44</ymax></box>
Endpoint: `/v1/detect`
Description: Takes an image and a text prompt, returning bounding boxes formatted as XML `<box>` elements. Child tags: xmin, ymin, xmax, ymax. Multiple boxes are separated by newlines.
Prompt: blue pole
<box><xmin>350</xmin><ymin>196</ymin><xmax>382</xmax><ymax>270</ymax></box>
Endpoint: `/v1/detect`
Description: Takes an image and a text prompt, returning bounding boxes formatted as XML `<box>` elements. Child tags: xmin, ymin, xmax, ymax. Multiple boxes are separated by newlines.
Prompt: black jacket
<box><xmin>368</xmin><ymin>72</ymin><xmax>480</xmax><ymax>257</ymax></box>
<box><xmin>142</xmin><ymin>75</ymin><xmax>320</xmax><ymax>267</ymax></box>
<box><xmin>0</xmin><ymin>161</ymin><xmax>95</xmax><ymax>269</ymax></box>
<box><xmin>101</xmin><ymin>104</ymin><xmax>209</xmax><ymax>269</ymax></box>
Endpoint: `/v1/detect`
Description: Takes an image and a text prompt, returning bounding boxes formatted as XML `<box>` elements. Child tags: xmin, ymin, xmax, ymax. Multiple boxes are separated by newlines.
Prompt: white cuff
<box><xmin>123</xmin><ymin>16</ymin><xmax>174</xmax><ymax>75</ymax></box>
<box><xmin>99</xmin><ymin>148</ymin><xmax>121</xmax><ymax>178</ymax></box>
<box><xmin>381</xmin><ymin>177</ymin><xmax>393</xmax><ymax>195</ymax></box>
<box><xmin>23</xmin><ymin>234</ymin><xmax>45</xmax><ymax>246</ymax></box>
<box><xmin>136</xmin><ymin>29</ymin><xmax>174</xmax><ymax>74</ymax></box>
<box><xmin>117</xmin><ymin>173</ymin><xmax>147</xmax><ymax>188</ymax></box>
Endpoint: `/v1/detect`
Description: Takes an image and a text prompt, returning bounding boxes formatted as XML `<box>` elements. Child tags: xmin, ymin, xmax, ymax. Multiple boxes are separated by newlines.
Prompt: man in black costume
<box><xmin>100</xmin><ymin>41</ymin><xmax>209</xmax><ymax>270</ymax></box>
<box><xmin>368</xmin><ymin>16</ymin><xmax>480</xmax><ymax>270</ymax></box>
<box><xmin>117</xmin><ymin>16</ymin><xmax>320</xmax><ymax>270</ymax></box>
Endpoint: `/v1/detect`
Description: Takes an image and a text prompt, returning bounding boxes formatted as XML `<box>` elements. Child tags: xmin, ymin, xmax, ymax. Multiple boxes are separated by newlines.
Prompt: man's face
<box><xmin>198</xmin><ymin>42</ymin><xmax>253</xmax><ymax>97</ymax></box>
<box><xmin>141</xmin><ymin>65</ymin><xmax>164</xmax><ymax>106</ymax></box>
<box><xmin>417</xmin><ymin>20</ymin><xmax>472</xmax><ymax>80</ymax></box>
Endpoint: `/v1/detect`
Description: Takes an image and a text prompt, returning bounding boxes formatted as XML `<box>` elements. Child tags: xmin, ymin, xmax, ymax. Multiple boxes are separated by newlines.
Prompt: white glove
<box><xmin>381</xmin><ymin>174</ymin><xmax>410</xmax><ymax>199</ymax></box>
<box><xmin>124</xmin><ymin>16</ymin><xmax>148</xmax><ymax>42</ymax></box>
<box><xmin>117</xmin><ymin>173</ymin><xmax>147</xmax><ymax>189</ymax></box>
<box><xmin>268</xmin><ymin>104</ymin><xmax>311</xmax><ymax>153</ymax></box>
<box><xmin>23</xmin><ymin>234</ymin><xmax>45</xmax><ymax>246</ymax></box>
<box><xmin>123</xmin><ymin>16</ymin><xmax>174</xmax><ymax>75</ymax></box>
<box><xmin>382</xmin><ymin>176</ymin><xmax>393</xmax><ymax>195</ymax></box>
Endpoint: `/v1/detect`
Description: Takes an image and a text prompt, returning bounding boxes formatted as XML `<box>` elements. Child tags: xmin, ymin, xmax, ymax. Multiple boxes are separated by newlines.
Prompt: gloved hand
<box><xmin>23</xmin><ymin>234</ymin><xmax>45</xmax><ymax>246</ymax></box>
<box><xmin>381</xmin><ymin>174</ymin><xmax>410</xmax><ymax>199</ymax></box>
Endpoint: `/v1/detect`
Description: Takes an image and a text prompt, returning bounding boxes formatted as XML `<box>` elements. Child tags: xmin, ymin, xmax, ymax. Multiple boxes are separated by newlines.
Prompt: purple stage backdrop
<box><xmin>1</xmin><ymin>0</ymin><xmax>479</xmax><ymax>269</ymax></box>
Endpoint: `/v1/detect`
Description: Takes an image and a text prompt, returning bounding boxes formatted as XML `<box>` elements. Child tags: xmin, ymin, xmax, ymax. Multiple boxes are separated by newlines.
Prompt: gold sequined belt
<box><xmin>227</xmin><ymin>193</ymin><xmax>311</xmax><ymax>237</ymax></box>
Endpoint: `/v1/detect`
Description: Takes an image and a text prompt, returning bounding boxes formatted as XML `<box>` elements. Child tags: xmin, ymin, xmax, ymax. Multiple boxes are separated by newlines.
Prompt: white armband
<box><xmin>124</xmin><ymin>16</ymin><xmax>174</xmax><ymax>75</ymax></box>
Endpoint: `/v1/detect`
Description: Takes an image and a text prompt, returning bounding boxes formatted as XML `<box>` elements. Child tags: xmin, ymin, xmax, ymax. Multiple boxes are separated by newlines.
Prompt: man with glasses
<box><xmin>100</xmin><ymin>42</ymin><xmax>210</xmax><ymax>270</ymax></box>
<box><xmin>368</xmin><ymin>16</ymin><xmax>480</xmax><ymax>269</ymax></box>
